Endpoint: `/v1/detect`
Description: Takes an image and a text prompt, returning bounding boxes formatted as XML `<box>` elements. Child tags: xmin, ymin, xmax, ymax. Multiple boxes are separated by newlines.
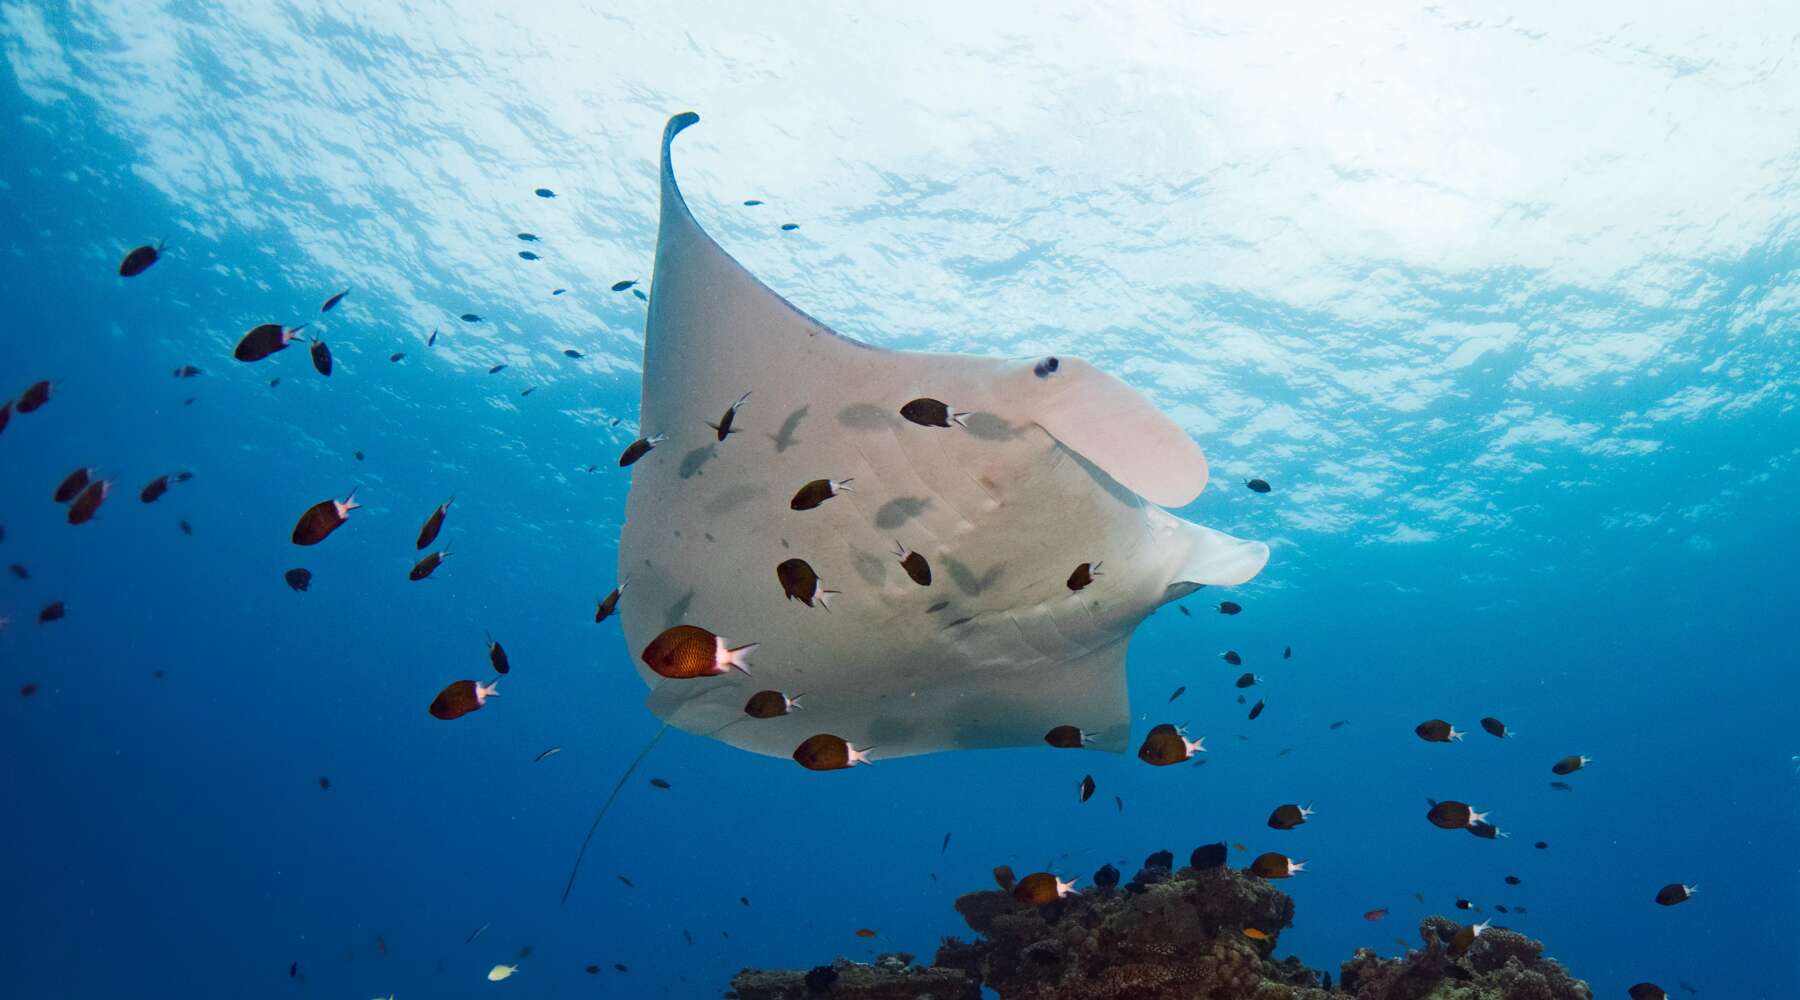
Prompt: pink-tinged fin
<box><xmin>1027</xmin><ymin>357</ymin><xmax>1208</xmax><ymax>507</ymax></box>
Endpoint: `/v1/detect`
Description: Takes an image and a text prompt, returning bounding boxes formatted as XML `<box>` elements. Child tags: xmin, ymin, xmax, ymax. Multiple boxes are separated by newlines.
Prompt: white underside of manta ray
<box><xmin>617</xmin><ymin>112</ymin><xmax>1270</xmax><ymax>762</ymax></box>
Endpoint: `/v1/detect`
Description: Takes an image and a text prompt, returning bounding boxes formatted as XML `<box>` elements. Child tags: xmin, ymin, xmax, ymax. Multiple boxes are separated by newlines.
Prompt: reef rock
<box><xmin>727</xmin><ymin>858</ymin><xmax>1590</xmax><ymax>1000</ymax></box>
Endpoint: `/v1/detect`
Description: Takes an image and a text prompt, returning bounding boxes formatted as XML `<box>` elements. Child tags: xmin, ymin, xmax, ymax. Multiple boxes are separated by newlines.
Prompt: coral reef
<box><xmin>727</xmin><ymin>854</ymin><xmax>1591</xmax><ymax>1000</ymax></box>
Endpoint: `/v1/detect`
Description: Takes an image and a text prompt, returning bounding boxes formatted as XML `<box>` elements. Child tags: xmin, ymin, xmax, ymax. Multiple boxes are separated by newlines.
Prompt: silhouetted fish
<box><xmin>119</xmin><ymin>242</ymin><xmax>162</xmax><ymax>277</ymax></box>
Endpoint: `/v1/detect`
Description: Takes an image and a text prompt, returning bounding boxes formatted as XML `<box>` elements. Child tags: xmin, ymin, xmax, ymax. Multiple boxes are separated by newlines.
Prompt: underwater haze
<box><xmin>4</xmin><ymin>2</ymin><xmax>1799</xmax><ymax>997</ymax></box>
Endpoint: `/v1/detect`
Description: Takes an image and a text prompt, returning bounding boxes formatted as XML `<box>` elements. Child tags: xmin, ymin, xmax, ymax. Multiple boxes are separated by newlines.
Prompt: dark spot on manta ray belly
<box><xmin>1034</xmin><ymin>356</ymin><xmax>1060</xmax><ymax>378</ymax></box>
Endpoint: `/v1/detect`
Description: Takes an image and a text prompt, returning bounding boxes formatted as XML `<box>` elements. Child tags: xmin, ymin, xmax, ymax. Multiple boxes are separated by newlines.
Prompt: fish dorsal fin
<box><xmin>1024</xmin><ymin>356</ymin><xmax>1209</xmax><ymax>507</ymax></box>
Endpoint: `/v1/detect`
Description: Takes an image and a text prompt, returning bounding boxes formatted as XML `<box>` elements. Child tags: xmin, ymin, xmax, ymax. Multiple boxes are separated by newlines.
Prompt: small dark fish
<box><xmin>534</xmin><ymin>747</ymin><xmax>562</xmax><ymax>762</ymax></box>
<box><xmin>1217</xmin><ymin>601</ymin><xmax>1242</xmax><ymax>615</ymax></box>
<box><xmin>1655</xmin><ymin>882</ymin><xmax>1696</xmax><ymax>906</ymax></box>
<box><xmin>743</xmin><ymin>199</ymin><xmax>763</xmax><ymax>206</ymax></box>
<box><xmin>892</xmin><ymin>541</ymin><xmax>932</xmax><ymax>586</ymax></box>
<box><xmin>1138</xmin><ymin>727</ymin><xmax>1203</xmax><ymax>766</ymax></box>
<box><xmin>899</xmin><ymin>397</ymin><xmax>968</xmax><ymax>428</ymax></box>
<box><xmin>649</xmin><ymin>778</ymin><xmax>671</xmax><ymax>789</ymax></box>
<box><xmin>1268</xmin><ymin>803</ymin><xmax>1313</xmax><ymax>829</ymax></box>
<box><xmin>461</xmin><ymin>313</ymin><xmax>481</xmax><ymax>322</ymax></box>
<box><xmin>54</xmin><ymin>467</ymin><xmax>93</xmax><ymax>503</ymax></box>
<box><xmin>428</xmin><ymin>327</ymin><xmax>439</xmax><ymax>346</ymax></box>
<box><xmin>618</xmin><ymin>433</ymin><xmax>665</xmax><ymax>467</ymax></box>
<box><xmin>535</xmin><ymin>188</ymin><xmax>555</xmax><ymax>198</ymax></box>
<box><xmin>1495</xmin><ymin>904</ymin><xmax>1509</xmax><ymax>913</ymax></box>
<box><xmin>642</xmin><ymin>624</ymin><xmax>757</xmax><ymax>679</ymax></box>
<box><xmin>181</xmin><ymin>396</ymin><xmax>195</xmax><ymax>406</ymax></box>
<box><xmin>614</xmin><ymin>964</ymin><xmax>627</xmax><ymax>973</ymax></box>
<box><xmin>1079</xmin><ymin>774</ymin><xmax>1096</xmax><ymax>802</ymax></box>
<box><xmin>1480</xmin><ymin>716</ymin><xmax>1510</xmax><ymax>738</ymax></box>
<box><xmin>0</xmin><ymin>399</ymin><xmax>9</xmax><ymax>435</ymax></box>
<box><xmin>517</xmin><ymin>233</ymin><xmax>538</xmax><ymax>241</ymax></box>
<box><xmin>1012</xmin><ymin>872</ymin><xmax>1076</xmax><ymax>906</ymax></box>
<box><xmin>1628</xmin><ymin>986</ymin><xmax>1668</xmax><ymax>1000</ymax></box>
<box><xmin>1234</xmin><ymin>671</ymin><xmax>1262</xmax><ymax>689</ymax></box>
<box><xmin>68</xmin><ymin>480</ymin><xmax>111</xmax><ymax>525</ymax></box>
<box><xmin>389</xmin><ymin>352</ymin><xmax>406</xmax><ymax>362</ymax></box>
<box><xmin>317</xmin><ymin>776</ymin><xmax>330</xmax><ymax>790</ymax></box>
<box><xmin>1044</xmin><ymin>725</ymin><xmax>1093</xmax><ymax>749</ymax></box>
<box><xmin>172</xmin><ymin>365</ymin><xmax>202</xmax><ymax>378</ymax></box>
<box><xmin>1178</xmin><ymin>606</ymin><xmax>1190</xmax><ymax>616</ymax></box>
<box><xmin>18</xmin><ymin>681</ymin><xmax>37</xmax><ymax>697</ymax></box>
<box><xmin>1550</xmin><ymin>780</ymin><xmax>1572</xmax><ymax>790</ymax></box>
<box><xmin>1066</xmin><ymin>561</ymin><xmax>1103</xmax><ymax>592</ymax></box>
<box><xmin>706</xmin><ymin>390</ymin><xmax>751</xmax><ymax>440</ymax></box>
<box><xmin>1455</xmin><ymin>898</ymin><xmax>1473</xmax><ymax>910</ymax></box>
<box><xmin>780</xmin><ymin>223</ymin><xmax>799</xmax><ymax>231</ymax></box>
<box><xmin>562</xmin><ymin>349</ymin><xmax>583</xmax><ymax>359</ymax></box>
<box><xmin>1283</xmin><ymin>645</ymin><xmax>1292</xmax><ymax>658</ymax></box>
<box><xmin>269</xmin><ymin>377</ymin><xmax>280</xmax><ymax>387</ymax></box>
<box><xmin>1168</xmin><ymin>685</ymin><xmax>1186</xmax><ymax>702</ymax></box>
<box><xmin>791</xmin><ymin>733</ymin><xmax>872</xmax><ymax>770</ymax></box>
<box><xmin>234</xmin><ymin>323</ymin><xmax>307</xmax><ymax>362</ymax></box>
<box><xmin>309</xmin><ymin>339</ymin><xmax>333</xmax><ymax>376</ymax></box>
<box><xmin>594</xmin><ymin>579</ymin><xmax>629</xmax><ymax>623</ymax></box>
<box><xmin>289</xmin><ymin>961</ymin><xmax>297</xmax><ymax>979</ymax></box>
<box><xmin>178</xmin><ymin>519</ymin><xmax>192</xmax><ymax>536</ymax></box>
<box><xmin>1447</xmin><ymin>920</ymin><xmax>1489</xmax><ymax>958</ymax></box>
<box><xmin>610</xmin><ymin>279</ymin><xmax>637</xmax><ymax>292</ymax></box>
<box><xmin>119</xmin><ymin>242</ymin><xmax>162</xmax><ymax>277</ymax></box>
<box><xmin>518</xmin><ymin>251</ymin><xmax>539</xmax><ymax>260</ymax></box>
<box><xmin>743</xmin><ymin>689</ymin><xmax>802</xmax><ymax>718</ymax></box>
<box><xmin>1249</xmin><ymin>852</ymin><xmax>1303</xmax><ymax>879</ymax></box>
<box><xmin>486</xmin><ymin>633</ymin><xmax>510</xmax><ymax>674</ymax></box>
<box><xmin>487</xmin><ymin>364</ymin><xmax>506</xmax><ymax>374</ymax></box>
<box><xmin>1426</xmin><ymin>800</ymin><xmax>1488</xmax><ymax>829</ymax></box>
<box><xmin>789</xmin><ymin>477</ymin><xmax>854</xmax><ymax>511</ymax></box>
<box><xmin>17</xmin><ymin>380</ymin><xmax>52</xmax><ymax>413</ymax></box>
<box><xmin>320</xmin><ymin>288</ymin><xmax>349</xmax><ymax>312</ymax></box>
<box><xmin>1504</xmin><ymin>875</ymin><xmax>1521</xmax><ymax>885</ymax></box>
<box><xmin>284</xmin><ymin>568</ymin><xmax>312</xmax><ymax>592</ymax></box>
<box><xmin>1248</xmin><ymin>698</ymin><xmax>1265</xmax><ymax>720</ymax></box>
<box><xmin>409</xmin><ymin>547</ymin><xmax>451</xmax><ymax>581</ymax></box>
<box><xmin>1415</xmin><ymin>719</ymin><xmax>1465</xmax><ymax>743</ymax></box>
<box><xmin>1550</xmin><ymin>754</ymin><xmax>1590</xmax><ymax>775</ymax></box>
<box><xmin>291</xmin><ymin>488</ymin><xmax>360</xmax><ymax>545</ymax></box>
<box><xmin>1364</xmin><ymin>907</ymin><xmax>1388</xmax><ymax>921</ymax></box>
<box><xmin>1114</xmin><ymin>795</ymin><xmax>1124</xmax><ymax>813</ymax></box>
<box><xmin>428</xmin><ymin>678</ymin><xmax>498</xmax><ymax>720</ymax></box>
<box><xmin>632</xmin><ymin>289</ymin><xmax>646</xmax><ymax>301</ymax></box>
<box><xmin>1469</xmin><ymin>821</ymin><xmax>1504</xmax><ymax>840</ymax></box>
<box><xmin>941</xmin><ymin>832</ymin><xmax>951</xmax><ymax>854</ymax></box>
<box><xmin>139</xmin><ymin>475</ymin><xmax>172</xmax><ymax>503</ymax></box>
<box><xmin>1221</xmin><ymin>650</ymin><xmax>1242</xmax><ymax>665</ymax></box>
<box><xmin>520</xmin><ymin>387</ymin><xmax>536</xmax><ymax>397</ymax></box>
<box><xmin>1246</xmin><ymin>478</ymin><xmax>1271</xmax><ymax>493</ymax></box>
<box><xmin>1534</xmin><ymin>841</ymin><xmax>1548</xmax><ymax>849</ymax></box>
<box><xmin>775</xmin><ymin>558</ymin><xmax>835</xmax><ymax>610</ymax></box>
<box><xmin>554</xmin><ymin>288</ymin><xmax>567</xmax><ymax>296</ymax></box>
<box><xmin>739</xmin><ymin>896</ymin><xmax>749</xmax><ymax>907</ymax></box>
<box><xmin>38</xmin><ymin>601</ymin><xmax>66</xmax><ymax>624</ymax></box>
<box><xmin>617</xmin><ymin>875</ymin><xmax>633</xmax><ymax>887</ymax></box>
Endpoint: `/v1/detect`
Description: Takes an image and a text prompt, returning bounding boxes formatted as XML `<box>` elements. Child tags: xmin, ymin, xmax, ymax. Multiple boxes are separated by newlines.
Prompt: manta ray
<box><xmin>618</xmin><ymin>112</ymin><xmax>1269</xmax><ymax>762</ymax></box>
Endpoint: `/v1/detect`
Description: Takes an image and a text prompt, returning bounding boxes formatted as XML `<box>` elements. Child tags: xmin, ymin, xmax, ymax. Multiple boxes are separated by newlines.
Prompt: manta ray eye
<box><xmin>1034</xmin><ymin>356</ymin><xmax>1060</xmax><ymax>378</ymax></box>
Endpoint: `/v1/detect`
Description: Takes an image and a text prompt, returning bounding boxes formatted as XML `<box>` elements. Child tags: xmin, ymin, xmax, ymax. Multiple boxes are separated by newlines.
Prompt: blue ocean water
<box><xmin>4</xmin><ymin>4</ymin><xmax>1799</xmax><ymax>998</ymax></box>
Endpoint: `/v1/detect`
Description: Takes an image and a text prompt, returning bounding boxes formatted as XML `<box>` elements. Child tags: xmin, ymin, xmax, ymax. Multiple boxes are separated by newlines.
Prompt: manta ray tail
<box><xmin>560</xmin><ymin>722</ymin><xmax>669</xmax><ymax>905</ymax></box>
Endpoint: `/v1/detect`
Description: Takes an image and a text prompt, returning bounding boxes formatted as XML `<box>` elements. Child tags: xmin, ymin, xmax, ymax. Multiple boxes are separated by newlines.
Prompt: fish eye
<box><xmin>1034</xmin><ymin>356</ymin><xmax>1060</xmax><ymax>378</ymax></box>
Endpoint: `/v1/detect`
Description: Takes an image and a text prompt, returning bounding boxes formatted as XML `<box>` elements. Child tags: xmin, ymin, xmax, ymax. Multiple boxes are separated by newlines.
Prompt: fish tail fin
<box><xmin>724</xmin><ymin>642</ymin><xmax>757</xmax><ymax>675</ymax></box>
<box><xmin>951</xmin><ymin>411</ymin><xmax>970</xmax><ymax>427</ymax></box>
<box><xmin>817</xmin><ymin>590</ymin><xmax>840</xmax><ymax>612</ymax></box>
